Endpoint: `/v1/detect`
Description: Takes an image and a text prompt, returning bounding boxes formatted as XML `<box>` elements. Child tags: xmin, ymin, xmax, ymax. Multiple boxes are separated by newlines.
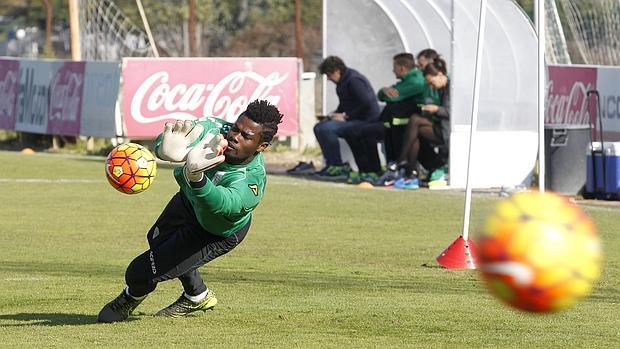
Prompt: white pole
<box><xmin>536</xmin><ymin>0</ymin><xmax>546</xmax><ymax>192</ymax></box>
<box><xmin>322</xmin><ymin>0</ymin><xmax>327</xmax><ymax>116</ymax></box>
<box><xmin>462</xmin><ymin>0</ymin><xmax>488</xmax><ymax>242</ymax></box>
<box><xmin>136</xmin><ymin>0</ymin><xmax>159</xmax><ymax>58</ymax></box>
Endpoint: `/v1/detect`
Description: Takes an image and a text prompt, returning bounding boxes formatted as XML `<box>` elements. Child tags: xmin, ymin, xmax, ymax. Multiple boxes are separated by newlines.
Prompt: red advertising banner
<box><xmin>546</xmin><ymin>65</ymin><xmax>597</xmax><ymax>125</ymax></box>
<box><xmin>0</xmin><ymin>59</ymin><xmax>20</xmax><ymax>130</ymax></box>
<box><xmin>122</xmin><ymin>58</ymin><xmax>300</xmax><ymax>138</ymax></box>
<box><xmin>48</xmin><ymin>61</ymin><xmax>85</xmax><ymax>135</ymax></box>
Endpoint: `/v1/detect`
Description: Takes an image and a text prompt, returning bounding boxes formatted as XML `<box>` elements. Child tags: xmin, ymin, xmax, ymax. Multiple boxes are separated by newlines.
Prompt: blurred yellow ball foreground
<box><xmin>478</xmin><ymin>191</ymin><xmax>601</xmax><ymax>312</ymax></box>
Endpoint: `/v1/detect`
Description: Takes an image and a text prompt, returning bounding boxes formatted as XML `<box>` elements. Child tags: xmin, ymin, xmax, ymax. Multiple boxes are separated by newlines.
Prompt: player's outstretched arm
<box><xmin>184</xmin><ymin>133</ymin><xmax>228</xmax><ymax>182</ymax></box>
<box><xmin>157</xmin><ymin>120</ymin><xmax>204</xmax><ymax>162</ymax></box>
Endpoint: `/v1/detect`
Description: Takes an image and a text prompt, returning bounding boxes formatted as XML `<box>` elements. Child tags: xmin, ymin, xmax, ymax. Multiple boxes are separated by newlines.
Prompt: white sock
<box><xmin>184</xmin><ymin>289</ymin><xmax>208</xmax><ymax>302</ymax></box>
<box><xmin>125</xmin><ymin>286</ymin><xmax>147</xmax><ymax>301</ymax></box>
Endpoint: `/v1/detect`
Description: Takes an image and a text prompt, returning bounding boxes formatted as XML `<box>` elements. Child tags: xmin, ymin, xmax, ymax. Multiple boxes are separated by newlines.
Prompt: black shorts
<box><xmin>145</xmin><ymin>192</ymin><xmax>250</xmax><ymax>284</ymax></box>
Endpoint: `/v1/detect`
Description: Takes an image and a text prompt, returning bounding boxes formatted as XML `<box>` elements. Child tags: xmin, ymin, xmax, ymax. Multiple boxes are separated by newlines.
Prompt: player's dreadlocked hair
<box><xmin>243</xmin><ymin>100</ymin><xmax>284</xmax><ymax>143</ymax></box>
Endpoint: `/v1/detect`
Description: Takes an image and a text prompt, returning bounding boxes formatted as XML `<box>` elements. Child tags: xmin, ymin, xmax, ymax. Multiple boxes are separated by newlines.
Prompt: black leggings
<box><xmin>397</xmin><ymin>115</ymin><xmax>444</xmax><ymax>175</ymax></box>
<box><xmin>125</xmin><ymin>192</ymin><xmax>250</xmax><ymax>297</ymax></box>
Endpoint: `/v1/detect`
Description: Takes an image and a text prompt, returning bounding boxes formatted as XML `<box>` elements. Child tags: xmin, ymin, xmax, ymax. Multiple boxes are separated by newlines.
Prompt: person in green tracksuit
<box><xmin>393</xmin><ymin>57</ymin><xmax>451</xmax><ymax>189</ymax></box>
<box><xmin>343</xmin><ymin>52</ymin><xmax>436</xmax><ymax>186</ymax></box>
<box><xmin>98</xmin><ymin>100</ymin><xmax>283</xmax><ymax>323</ymax></box>
<box><xmin>378</xmin><ymin>52</ymin><xmax>435</xmax><ymax>167</ymax></box>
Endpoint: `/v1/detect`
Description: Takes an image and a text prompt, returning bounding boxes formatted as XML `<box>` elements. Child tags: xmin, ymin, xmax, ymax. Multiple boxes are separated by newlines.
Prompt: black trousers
<box><xmin>125</xmin><ymin>192</ymin><xmax>250</xmax><ymax>297</ymax></box>
<box><xmin>343</xmin><ymin>121</ymin><xmax>384</xmax><ymax>173</ymax></box>
<box><xmin>384</xmin><ymin>124</ymin><xmax>407</xmax><ymax>164</ymax></box>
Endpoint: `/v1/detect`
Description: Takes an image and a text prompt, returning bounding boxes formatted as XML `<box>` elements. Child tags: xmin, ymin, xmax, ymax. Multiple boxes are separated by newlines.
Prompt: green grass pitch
<box><xmin>0</xmin><ymin>150</ymin><xmax>618</xmax><ymax>348</ymax></box>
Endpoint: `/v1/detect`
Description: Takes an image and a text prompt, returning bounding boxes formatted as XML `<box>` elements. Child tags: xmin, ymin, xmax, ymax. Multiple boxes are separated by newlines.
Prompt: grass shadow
<box><xmin>0</xmin><ymin>312</ymin><xmax>140</xmax><ymax>326</ymax></box>
<box><xmin>421</xmin><ymin>262</ymin><xmax>446</xmax><ymax>269</ymax></box>
<box><xmin>0</xmin><ymin>312</ymin><xmax>99</xmax><ymax>326</ymax></box>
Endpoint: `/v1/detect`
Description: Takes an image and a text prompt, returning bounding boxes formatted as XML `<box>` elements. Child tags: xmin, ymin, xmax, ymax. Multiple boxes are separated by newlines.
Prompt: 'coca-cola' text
<box><xmin>130</xmin><ymin>70</ymin><xmax>288</xmax><ymax>123</ymax></box>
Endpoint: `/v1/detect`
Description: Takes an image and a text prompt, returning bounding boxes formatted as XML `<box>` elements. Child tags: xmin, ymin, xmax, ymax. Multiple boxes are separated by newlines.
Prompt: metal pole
<box><xmin>294</xmin><ymin>0</ymin><xmax>304</xmax><ymax>61</ymax></box>
<box><xmin>136</xmin><ymin>0</ymin><xmax>160</xmax><ymax>57</ymax></box>
<box><xmin>41</xmin><ymin>0</ymin><xmax>53</xmax><ymax>57</ymax></box>
<box><xmin>68</xmin><ymin>0</ymin><xmax>81</xmax><ymax>60</ymax></box>
<box><xmin>536</xmin><ymin>0</ymin><xmax>546</xmax><ymax>192</ymax></box>
<box><xmin>462</xmin><ymin>0</ymin><xmax>488</xmax><ymax>242</ymax></box>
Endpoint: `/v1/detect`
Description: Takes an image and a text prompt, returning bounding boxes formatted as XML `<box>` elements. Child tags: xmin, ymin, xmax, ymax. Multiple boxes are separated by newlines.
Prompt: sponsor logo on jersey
<box><xmin>248</xmin><ymin>184</ymin><xmax>259</xmax><ymax>196</ymax></box>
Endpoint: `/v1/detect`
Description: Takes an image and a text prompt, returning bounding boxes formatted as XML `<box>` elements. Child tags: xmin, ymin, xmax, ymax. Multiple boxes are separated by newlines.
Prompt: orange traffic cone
<box><xmin>436</xmin><ymin>235</ymin><xmax>479</xmax><ymax>269</ymax></box>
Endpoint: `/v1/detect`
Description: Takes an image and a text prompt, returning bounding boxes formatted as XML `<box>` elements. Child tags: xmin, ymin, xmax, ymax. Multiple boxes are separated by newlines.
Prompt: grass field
<box><xmin>0</xmin><ymin>150</ymin><xmax>618</xmax><ymax>348</ymax></box>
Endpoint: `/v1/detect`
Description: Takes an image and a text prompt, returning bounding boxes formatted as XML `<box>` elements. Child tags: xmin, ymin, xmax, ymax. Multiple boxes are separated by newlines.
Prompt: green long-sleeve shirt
<box><xmin>155</xmin><ymin>117</ymin><xmax>267</xmax><ymax>237</ymax></box>
<box><xmin>377</xmin><ymin>69</ymin><xmax>430</xmax><ymax>104</ymax></box>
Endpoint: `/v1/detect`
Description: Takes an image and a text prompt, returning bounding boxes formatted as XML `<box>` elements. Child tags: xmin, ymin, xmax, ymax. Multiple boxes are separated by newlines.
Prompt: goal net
<box><xmin>557</xmin><ymin>0</ymin><xmax>620</xmax><ymax>65</ymax></box>
<box><xmin>545</xmin><ymin>0</ymin><xmax>571</xmax><ymax>64</ymax></box>
<box><xmin>79</xmin><ymin>0</ymin><xmax>153</xmax><ymax>60</ymax></box>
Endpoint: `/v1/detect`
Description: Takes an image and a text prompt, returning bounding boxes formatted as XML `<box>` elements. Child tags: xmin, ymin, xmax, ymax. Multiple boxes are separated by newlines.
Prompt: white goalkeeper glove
<box><xmin>184</xmin><ymin>133</ymin><xmax>228</xmax><ymax>182</ymax></box>
<box><xmin>157</xmin><ymin>120</ymin><xmax>204</xmax><ymax>162</ymax></box>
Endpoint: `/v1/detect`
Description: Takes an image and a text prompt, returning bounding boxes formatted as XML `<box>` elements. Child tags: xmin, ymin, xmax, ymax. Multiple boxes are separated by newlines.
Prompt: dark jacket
<box><xmin>335</xmin><ymin>68</ymin><xmax>380</xmax><ymax>121</ymax></box>
<box><xmin>434</xmin><ymin>80</ymin><xmax>450</xmax><ymax>147</ymax></box>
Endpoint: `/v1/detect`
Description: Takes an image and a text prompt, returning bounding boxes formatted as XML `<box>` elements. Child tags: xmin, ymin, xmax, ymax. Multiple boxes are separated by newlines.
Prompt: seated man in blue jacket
<box><xmin>314</xmin><ymin>56</ymin><xmax>380</xmax><ymax>180</ymax></box>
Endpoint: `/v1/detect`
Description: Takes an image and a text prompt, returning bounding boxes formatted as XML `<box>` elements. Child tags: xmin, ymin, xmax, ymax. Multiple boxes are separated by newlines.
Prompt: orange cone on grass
<box><xmin>436</xmin><ymin>235</ymin><xmax>479</xmax><ymax>269</ymax></box>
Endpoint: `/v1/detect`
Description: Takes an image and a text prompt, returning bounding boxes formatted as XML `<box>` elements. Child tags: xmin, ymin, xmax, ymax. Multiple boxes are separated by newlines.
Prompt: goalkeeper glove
<box><xmin>184</xmin><ymin>133</ymin><xmax>228</xmax><ymax>182</ymax></box>
<box><xmin>157</xmin><ymin>120</ymin><xmax>204</xmax><ymax>162</ymax></box>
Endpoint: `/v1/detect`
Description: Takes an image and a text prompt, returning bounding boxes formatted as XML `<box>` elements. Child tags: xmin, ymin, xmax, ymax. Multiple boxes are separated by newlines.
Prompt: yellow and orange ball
<box><xmin>105</xmin><ymin>143</ymin><xmax>157</xmax><ymax>194</ymax></box>
<box><xmin>478</xmin><ymin>191</ymin><xmax>601</xmax><ymax>312</ymax></box>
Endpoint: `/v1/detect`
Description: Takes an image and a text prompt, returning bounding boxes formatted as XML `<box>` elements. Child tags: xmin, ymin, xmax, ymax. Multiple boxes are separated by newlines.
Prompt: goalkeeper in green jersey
<box><xmin>98</xmin><ymin>100</ymin><xmax>283</xmax><ymax>323</ymax></box>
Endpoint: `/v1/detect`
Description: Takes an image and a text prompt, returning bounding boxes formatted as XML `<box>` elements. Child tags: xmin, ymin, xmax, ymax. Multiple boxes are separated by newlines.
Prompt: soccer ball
<box><xmin>105</xmin><ymin>143</ymin><xmax>157</xmax><ymax>194</ymax></box>
<box><xmin>478</xmin><ymin>191</ymin><xmax>601</xmax><ymax>312</ymax></box>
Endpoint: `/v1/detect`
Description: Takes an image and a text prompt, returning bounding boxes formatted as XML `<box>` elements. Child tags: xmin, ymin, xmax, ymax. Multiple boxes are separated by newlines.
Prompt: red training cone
<box><xmin>436</xmin><ymin>235</ymin><xmax>479</xmax><ymax>269</ymax></box>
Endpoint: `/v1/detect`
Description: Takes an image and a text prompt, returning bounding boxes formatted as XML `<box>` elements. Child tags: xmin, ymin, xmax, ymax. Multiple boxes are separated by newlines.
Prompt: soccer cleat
<box><xmin>313</xmin><ymin>166</ymin><xmax>329</xmax><ymax>176</ymax></box>
<box><xmin>430</xmin><ymin>166</ymin><xmax>449</xmax><ymax>182</ymax></box>
<box><xmin>97</xmin><ymin>290</ymin><xmax>144</xmax><ymax>323</ymax></box>
<box><xmin>394</xmin><ymin>177</ymin><xmax>420</xmax><ymax>190</ymax></box>
<box><xmin>359</xmin><ymin>172</ymin><xmax>380</xmax><ymax>184</ymax></box>
<box><xmin>376</xmin><ymin>170</ymin><xmax>399</xmax><ymax>186</ymax></box>
<box><xmin>314</xmin><ymin>164</ymin><xmax>350</xmax><ymax>181</ymax></box>
<box><xmin>347</xmin><ymin>171</ymin><xmax>361</xmax><ymax>184</ymax></box>
<box><xmin>155</xmin><ymin>291</ymin><xmax>217</xmax><ymax>318</ymax></box>
<box><xmin>286</xmin><ymin>161</ymin><xmax>316</xmax><ymax>175</ymax></box>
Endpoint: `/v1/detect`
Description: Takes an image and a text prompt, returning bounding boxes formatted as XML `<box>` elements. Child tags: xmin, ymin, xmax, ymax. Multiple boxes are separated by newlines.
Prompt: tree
<box><xmin>113</xmin><ymin>0</ymin><xmax>321</xmax><ymax>68</ymax></box>
<box><xmin>515</xmin><ymin>0</ymin><xmax>534</xmax><ymax>21</ymax></box>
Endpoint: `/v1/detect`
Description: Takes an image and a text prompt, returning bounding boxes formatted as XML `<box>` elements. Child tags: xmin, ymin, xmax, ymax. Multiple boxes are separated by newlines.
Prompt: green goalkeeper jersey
<box><xmin>155</xmin><ymin>117</ymin><xmax>267</xmax><ymax>237</ymax></box>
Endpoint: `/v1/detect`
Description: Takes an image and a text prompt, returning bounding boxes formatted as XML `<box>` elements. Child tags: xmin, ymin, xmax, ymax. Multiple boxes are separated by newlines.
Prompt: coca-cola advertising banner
<box><xmin>47</xmin><ymin>61</ymin><xmax>85</xmax><ymax>135</ymax></box>
<box><xmin>547</xmin><ymin>64</ymin><xmax>620</xmax><ymax>140</ymax></box>
<box><xmin>546</xmin><ymin>65</ymin><xmax>597</xmax><ymax>126</ymax></box>
<box><xmin>0</xmin><ymin>58</ymin><xmax>120</xmax><ymax>137</ymax></box>
<box><xmin>0</xmin><ymin>59</ymin><xmax>19</xmax><ymax>130</ymax></box>
<box><xmin>122</xmin><ymin>58</ymin><xmax>300</xmax><ymax>138</ymax></box>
